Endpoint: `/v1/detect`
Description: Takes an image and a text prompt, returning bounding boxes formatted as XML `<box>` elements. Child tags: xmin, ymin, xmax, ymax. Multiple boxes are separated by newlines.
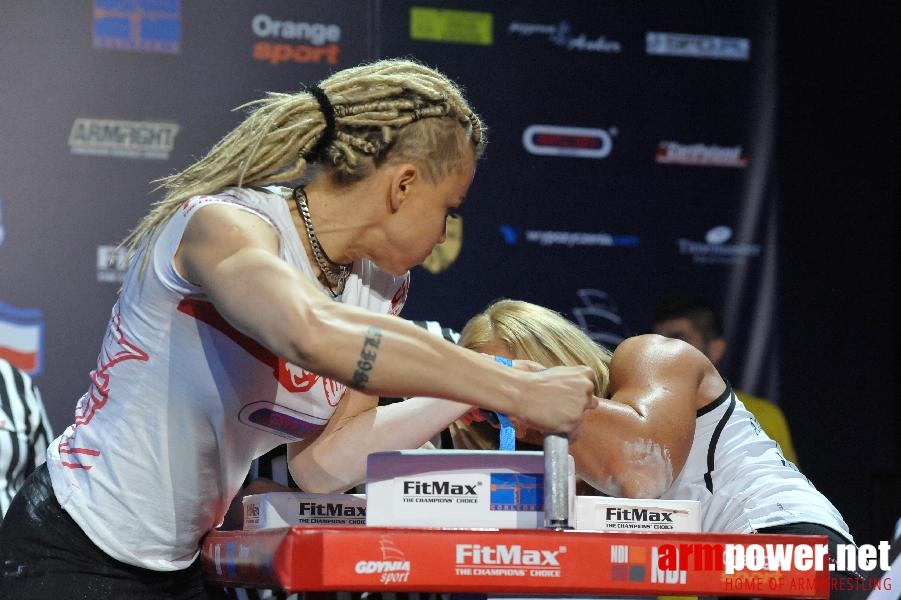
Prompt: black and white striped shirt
<box><xmin>0</xmin><ymin>358</ymin><xmax>52</xmax><ymax>517</ymax></box>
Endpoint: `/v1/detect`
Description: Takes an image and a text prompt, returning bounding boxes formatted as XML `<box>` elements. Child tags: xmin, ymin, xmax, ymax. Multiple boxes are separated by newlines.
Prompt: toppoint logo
<box><xmin>523</xmin><ymin>125</ymin><xmax>616</xmax><ymax>159</ymax></box>
<box><xmin>251</xmin><ymin>13</ymin><xmax>341</xmax><ymax>65</ymax></box>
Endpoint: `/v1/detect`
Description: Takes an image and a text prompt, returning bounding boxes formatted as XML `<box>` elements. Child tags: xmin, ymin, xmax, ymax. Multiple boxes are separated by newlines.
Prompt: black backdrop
<box><xmin>776</xmin><ymin>4</ymin><xmax>899</xmax><ymax>548</ymax></box>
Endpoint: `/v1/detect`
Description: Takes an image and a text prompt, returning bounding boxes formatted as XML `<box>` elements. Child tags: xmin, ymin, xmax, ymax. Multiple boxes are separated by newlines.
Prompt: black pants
<box><xmin>0</xmin><ymin>463</ymin><xmax>227</xmax><ymax>600</ymax></box>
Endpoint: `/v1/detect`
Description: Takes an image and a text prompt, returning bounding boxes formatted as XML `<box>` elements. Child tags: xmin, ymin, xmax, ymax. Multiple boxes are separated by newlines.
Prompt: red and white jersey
<box><xmin>46</xmin><ymin>187</ymin><xmax>409</xmax><ymax>571</ymax></box>
<box><xmin>661</xmin><ymin>385</ymin><xmax>852</xmax><ymax>540</ymax></box>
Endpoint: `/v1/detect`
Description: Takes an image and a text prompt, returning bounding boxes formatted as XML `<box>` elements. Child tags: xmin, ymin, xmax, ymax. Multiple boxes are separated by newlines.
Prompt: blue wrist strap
<box><xmin>496</xmin><ymin>412</ymin><xmax>516</xmax><ymax>451</ymax></box>
<box><xmin>493</xmin><ymin>356</ymin><xmax>516</xmax><ymax>450</ymax></box>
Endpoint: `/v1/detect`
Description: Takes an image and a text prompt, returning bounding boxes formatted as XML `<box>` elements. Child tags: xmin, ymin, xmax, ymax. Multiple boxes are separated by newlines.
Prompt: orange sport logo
<box><xmin>251</xmin><ymin>13</ymin><xmax>342</xmax><ymax>65</ymax></box>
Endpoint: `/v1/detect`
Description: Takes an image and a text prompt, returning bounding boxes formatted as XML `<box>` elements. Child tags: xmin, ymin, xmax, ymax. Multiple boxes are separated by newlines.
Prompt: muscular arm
<box><xmin>176</xmin><ymin>205</ymin><xmax>596</xmax><ymax>481</ymax></box>
<box><xmin>569</xmin><ymin>334</ymin><xmax>725</xmax><ymax>498</ymax></box>
<box><xmin>287</xmin><ymin>391</ymin><xmax>472</xmax><ymax>492</ymax></box>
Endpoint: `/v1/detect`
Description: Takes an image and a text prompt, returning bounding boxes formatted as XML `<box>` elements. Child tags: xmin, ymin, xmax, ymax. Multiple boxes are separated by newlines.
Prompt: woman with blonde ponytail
<box><xmin>0</xmin><ymin>59</ymin><xmax>598</xmax><ymax>599</ymax></box>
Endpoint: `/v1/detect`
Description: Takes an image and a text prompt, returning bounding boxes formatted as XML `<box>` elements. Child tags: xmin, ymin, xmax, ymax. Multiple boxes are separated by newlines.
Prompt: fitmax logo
<box><xmin>403</xmin><ymin>481</ymin><xmax>478</xmax><ymax>495</ymax></box>
<box><xmin>607</xmin><ymin>508</ymin><xmax>675</xmax><ymax>523</ymax></box>
<box><xmin>456</xmin><ymin>544</ymin><xmax>565</xmax><ymax>566</ymax></box>
<box><xmin>299</xmin><ymin>502</ymin><xmax>365</xmax><ymax>517</ymax></box>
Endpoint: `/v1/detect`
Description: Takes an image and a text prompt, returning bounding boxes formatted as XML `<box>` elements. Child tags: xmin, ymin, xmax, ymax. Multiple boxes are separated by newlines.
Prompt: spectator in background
<box><xmin>652</xmin><ymin>295</ymin><xmax>799</xmax><ymax>465</ymax></box>
<box><xmin>0</xmin><ymin>358</ymin><xmax>52</xmax><ymax>518</ymax></box>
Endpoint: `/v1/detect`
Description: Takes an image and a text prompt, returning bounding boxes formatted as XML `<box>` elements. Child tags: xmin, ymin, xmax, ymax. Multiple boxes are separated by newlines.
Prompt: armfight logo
<box><xmin>678</xmin><ymin>226</ymin><xmax>761</xmax><ymax>265</ymax></box>
<box><xmin>646</xmin><ymin>31</ymin><xmax>750</xmax><ymax>61</ymax></box>
<box><xmin>93</xmin><ymin>0</ymin><xmax>181</xmax><ymax>54</ymax></box>
<box><xmin>251</xmin><ymin>13</ymin><xmax>341</xmax><ymax>65</ymax></box>
<box><xmin>69</xmin><ymin>118</ymin><xmax>180</xmax><ymax>160</ymax></box>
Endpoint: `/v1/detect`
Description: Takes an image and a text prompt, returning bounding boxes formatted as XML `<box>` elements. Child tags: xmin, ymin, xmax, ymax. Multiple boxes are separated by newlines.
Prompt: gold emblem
<box><xmin>421</xmin><ymin>216</ymin><xmax>463</xmax><ymax>274</ymax></box>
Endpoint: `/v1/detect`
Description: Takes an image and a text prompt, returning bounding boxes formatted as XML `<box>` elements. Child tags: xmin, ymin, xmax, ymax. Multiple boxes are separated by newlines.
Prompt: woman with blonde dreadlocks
<box><xmin>0</xmin><ymin>59</ymin><xmax>598</xmax><ymax>599</ymax></box>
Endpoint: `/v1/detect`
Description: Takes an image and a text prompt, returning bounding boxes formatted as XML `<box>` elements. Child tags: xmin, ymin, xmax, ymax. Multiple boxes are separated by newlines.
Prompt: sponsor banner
<box><xmin>677</xmin><ymin>225</ymin><xmax>761</xmax><ymax>266</ymax></box>
<box><xmin>93</xmin><ymin>0</ymin><xmax>181</xmax><ymax>54</ymax></box>
<box><xmin>251</xmin><ymin>13</ymin><xmax>342</xmax><ymax>65</ymax></box>
<box><xmin>69</xmin><ymin>118</ymin><xmax>180</xmax><ymax>160</ymax></box>
<box><xmin>410</xmin><ymin>7</ymin><xmax>493</xmax><ymax>46</ymax></box>
<box><xmin>656</xmin><ymin>141</ymin><xmax>748</xmax><ymax>168</ymax></box>
<box><xmin>570</xmin><ymin>289</ymin><xmax>632</xmax><ymax>347</ymax></box>
<box><xmin>243</xmin><ymin>492</ymin><xmax>366</xmax><ymax>529</ymax></box>
<box><xmin>366</xmin><ymin>450</ymin><xmax>574</xmax><ymax>529</ymax></box>
<box><xmin>522</xmin><ymin>124</ymin><xmax>617</xmax><ymax>159</ymax></box>
<box><xmin>507</xmin><ymin>20</ymin><xmax>621</xmax><ymax>53</ymax></box>
<box><xmin>201</xmin><ymin>528</ymin><xmax>829</xmax><ymax>596</ymax></box>
<box><xmin>96</xmin><ymin>244</ymin><xmax>129</xmax><ymax>283</ymax></box>
<box><xmin>646</xmin><ymin>31</ymin><xmax>750</xmax><ymax>61</ymax></box>
<box><xmin>500</xmin><ymin>225</ymin><xmax>638</xmax><ymax>248</ymax></box>
<box><xmin>421</xmin><ymin>215</ymin><xmax>462</xmax><ymax>274</ymax></box>
<box><xmin>0</xmin><ymin>301</ymin><xmax>44</xmax><ymax>375</ymax></box>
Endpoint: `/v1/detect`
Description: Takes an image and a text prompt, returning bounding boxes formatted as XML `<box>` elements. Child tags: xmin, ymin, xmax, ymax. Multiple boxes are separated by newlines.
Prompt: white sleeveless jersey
<box><xmin>661</xmin><ymin>385</ymin><xmax>852</xmax><ymax>541</ymax></box>
<box><xmin>46</xmin><ymin>187</ymin><xmax>409</xmax><ymax>571</ymax></box>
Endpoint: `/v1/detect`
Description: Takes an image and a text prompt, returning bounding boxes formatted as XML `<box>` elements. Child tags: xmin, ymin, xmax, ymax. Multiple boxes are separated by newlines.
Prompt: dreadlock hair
<box><xmin>120</xmin><ymin>57</ymin><xmax>486</xmax><ymax>266</ymax></box>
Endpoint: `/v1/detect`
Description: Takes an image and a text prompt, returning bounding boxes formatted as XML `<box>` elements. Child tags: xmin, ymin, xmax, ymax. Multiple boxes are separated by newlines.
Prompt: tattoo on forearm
<box><xmin>351</xmin><ymin>326</ymin><xmax>382</xmax><ymax>389</ymax></box>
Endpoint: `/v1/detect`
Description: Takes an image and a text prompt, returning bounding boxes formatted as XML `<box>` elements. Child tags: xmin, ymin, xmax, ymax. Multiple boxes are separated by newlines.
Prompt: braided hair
<box><xmin>121</xmin><ymin>57</ymin><xmax>486</xmax><ymax>262</ymax></box>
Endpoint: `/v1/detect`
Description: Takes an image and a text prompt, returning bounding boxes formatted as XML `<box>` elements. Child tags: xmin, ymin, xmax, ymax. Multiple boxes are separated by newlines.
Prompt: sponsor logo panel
<box><xmin>0</xmin><ymin>302</ymin><xmax>45</xmax><ymax>375</ymax></box>
<box><xmin>93</xmin><ymin>0</ymin><xmax>181</xmax><ymax>54</ymax></box>
<box><xmin>454</xmin><ymin>542</ymin><xmax>566</xmax><ymax>578</ymax></box>
<box><xmin>523</xmin><ymin>124</ymin><xmax>617</xmax><ymax>159</ymax></box>
<box><xmin>678</xmin><ymin>225</ymin><xmax>761</xmax><ymax>265</ymax></box>
<box><xmin>69</xmin><ymin>118</ymin><xmax>180</xmax><ymax>160</ymax></box>
<box><xmin>251</xmin><ymin>13</ymin><xmax>342</xmax><ymax>65</ymax></box>
<box><xmin>354</xmin><ymin>536</ymin><xmax>411</xmax><ymax>585</ymax></box>
<box><xmin>656</xmin><ymin>141</ymin><xmax>748</xmax><ymax>168</ymax></box>
<box><xmin>500</xmin><ymin>225</ymin><xmax>638</xmax><ymax>248</ymax></box>
<box><xmin>97</xmin><ymin>244</ymin><xmax>129</xmax><ymax>283</ymax></box>
<box><xmin>646</xmin><ymin>31</ymin><xmax>750</xmax><ymax>61</ymax></box>
<box><xmin>421</xmin><ymin>216</ymin><xmax>462</xmax><ymax>274</ymax></box>
<box><xmin>489</xmin><ymin>473</ymin><xmax>542</xmax><ymax>511</ymax></box>
<box><xmin>571</xmin><ymin>289</ymin><xmax>630</xmax><ymax>347</ymax></box>
<box><xmin>410</xmin><ymin>7</ymin><xmax>493</xmax><ymax>46</ymax></box>
<box><xmin>508</xmin><ymin>20</ymin><xmax>621</xmax><ymax>53</ymax></box>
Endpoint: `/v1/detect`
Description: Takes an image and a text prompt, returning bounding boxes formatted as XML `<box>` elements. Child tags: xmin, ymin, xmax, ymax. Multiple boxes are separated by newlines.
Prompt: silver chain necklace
<box><xmin>292</xmin><ymin>186</ymin><xmax>351</xmax><ymax>297</ymax></box>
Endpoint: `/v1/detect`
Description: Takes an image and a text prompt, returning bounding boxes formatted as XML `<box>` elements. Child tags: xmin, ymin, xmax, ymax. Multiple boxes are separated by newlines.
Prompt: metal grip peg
<box><xmin>543</xmin><ymin>433</ymin><xmax>571</xmax><ymax>529</ymax></box>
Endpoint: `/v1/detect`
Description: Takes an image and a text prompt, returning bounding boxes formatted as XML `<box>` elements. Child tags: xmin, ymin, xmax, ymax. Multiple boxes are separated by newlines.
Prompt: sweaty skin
<box><xmin>473</xmin><ymin>334</ymin><xmax>725</xmax><ymax>498</ymax></box>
